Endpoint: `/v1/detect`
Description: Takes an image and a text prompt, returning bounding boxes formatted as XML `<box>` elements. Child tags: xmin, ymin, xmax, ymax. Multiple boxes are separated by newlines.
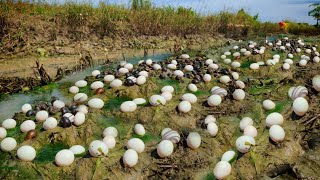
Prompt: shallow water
<box><xmin>0</xmin><ymin>52</ymin><xmax>171</xmax><ymax>121</ymax></box>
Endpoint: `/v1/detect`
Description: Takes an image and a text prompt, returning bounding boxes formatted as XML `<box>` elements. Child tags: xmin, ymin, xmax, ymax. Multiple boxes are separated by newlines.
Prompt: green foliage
<box><xmin>308</xmin><ymin>3</ymin><xmax>320</xmax><ymax>26</ymax></box>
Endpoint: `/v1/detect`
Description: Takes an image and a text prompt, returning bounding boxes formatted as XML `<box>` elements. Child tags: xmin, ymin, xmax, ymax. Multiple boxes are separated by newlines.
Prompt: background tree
<box><xmin>308</xmin><ymin>3</ymin><xmax>320</xmax><ymax>27</ymax></box>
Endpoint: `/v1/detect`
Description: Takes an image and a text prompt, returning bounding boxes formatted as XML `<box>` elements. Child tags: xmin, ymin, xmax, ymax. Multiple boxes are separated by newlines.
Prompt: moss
<box><xmin>35</xmin><ymin>143</ymin><xmax>69</xmax><ymax>164</ymax></box>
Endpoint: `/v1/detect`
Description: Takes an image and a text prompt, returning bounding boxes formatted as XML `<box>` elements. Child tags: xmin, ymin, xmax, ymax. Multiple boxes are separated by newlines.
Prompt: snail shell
<box><xmin>288</xmin><ymin>86</ymin><xmax>308</xmax><ymax>100</ymax></box>
<box><xmin>162</xmin><ymin>130</ymin><xmax>180</xmax><ymax>144</ymax></box>
<box><xmin>211</xmin><ymin>87</ymin><xmax>228</xmax><ymax>97</ymax></box>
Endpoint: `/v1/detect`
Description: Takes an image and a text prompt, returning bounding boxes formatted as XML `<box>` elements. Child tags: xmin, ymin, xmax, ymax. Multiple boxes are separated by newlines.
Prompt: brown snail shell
<box><xmin>25</xmin><ymin>129</ymin><xmax>37</xmax><ymax>140</ymax></box>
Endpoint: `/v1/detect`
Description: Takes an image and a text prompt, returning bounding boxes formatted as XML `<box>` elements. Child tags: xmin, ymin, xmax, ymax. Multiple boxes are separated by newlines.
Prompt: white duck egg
<box><xmin>184</xmin><ymin>65</ymin><xmax>194</xmax><ymax>72</ymax></box>
<box><xmin>235</xmin><ymin>135</ymin><xmax>255</xmax><ymax>153</ymax></box>
<box><xmin>63</xmin><ymin>113</ymin><xmax>75</xmax><ymax>122</ymax></box>
<box><xmin>207</xmin><ymin>122</ymin><xmax>218</xmax><ymax>136</ymax></box>
<box><xmin>313</xmin><ymin>56</ymin><xmax>320</xmax><ymax>63</ymax></box>
<box><xmin>187</xmin><ymin>132</ymin><xmax>201</xmax><ymax>149</ymax></box>
<box><xmin>299</xmin><ymin>59</ymin><xmax>307</xmax><ymax>66</ymax></box>
<box><xmin>134</xmin><ymin>124</ymin><xmax>146</xmax><ymax>136</ymax></box>
<box><xmin>55</xmin><ymin>149</ymin><xmax>75</xmax><ymax>166</ymax></box>
<box><xmin>104</xmin><ymin>75</ymin><xmax>115</xmax><ymax>83</ymax></box>
<box><xmin>235</xmin><ymin>80</ymin><xmax>245</xmax><ymax>89</ymax></box>
<box><xmin>43</xmin><ymin>117</ymin><xmax>58</xmax><ymax>130</ymax></box>
<box><xmin>161</xmin><ymin>92</ymin><xmax>172</xmax><ymax>101</ymax></box>
<box><xmin>124</xmin><ymin>63</ymin><xmax>133</xmax><ymax>71</ymax></box>
<box><xmin>36</xmin><ymin>111</ymin><xmax>48</xmax><ymax>122</ymax></box>
<box><xmin>69</xmin><ymin>145</ymin><xmax>85</xmax><ymax>156</ymax></box>
<box><xmin>127</xmin><ymin>138</ymin><xmax>145</xmax><ymax>153</ymax></box>
<box><xmin>269</xmin><ymin>125</ymin><xmax>285</xmax><ymax>143</ymax></box>
<box><xmin>203</xmin><ymin>74</ymin><xmax>212</xmax><ymax>82</ymax></box>
<box><xmin>243</xmin><ymin>125</ymin><xmax>258</xmax><ymax>138</ymax></box>
<box><xmin>153</xmin><ymin>63</ymin><xmax>162</xmax><ymax>70</ymax></box>
<box><xmin>221</xmin><ymin>150</ymin><xmax>236</xmax><ymax>162</ymax></box>
<box><xmin>136</xmin><ymin>75</ymin><xmax>146</xmax><ymax>85</ymax></box>
<box><xmin>21</xmin><ymin>104</ymin><xmax>32</xmax><ymax>113</ymax></box>
<box><xmin>139</xmin><ymin>70</ymin><xmax>149</xmax><ymax>77</ymax></box>
<box><xmin>208</xmin><ymin>95</ymin><xmax>222</xmax><ymax>106</ymax></box>
<box><xmin>266</xmin><ymin>112</ymin><xmax>284</xmax><ymax>127</ymax></box>
<box><xmin>181</xmin><ymin>54</ymin><xmax>190</xmax><ymax>59</ymax></box>
<box><xmin>262</xmin><ymin>99</ymin><xmax>275</xmax><ymax>110</ymax></box>
<box><xmin>17</xmin><ymin>145</ymin><xmax>36</xmax><ymax>161</ymax></box>
<box><xmin>208</xmin><ymin>63</ymin><xmax>219</xmax><ymax>70</ymax></box>
<box><xmin>103</xmin><ymin>135</ymin><xmax>116</xmax><ymax>149</ymax></box>
<box><xmin>146</xmin><ymin>59</ymin><xmax>153</xmax><ymax>65</ymax></box>
<box><xmin>161</xmin><ymin>86</ymin><xmax>174</xmax><ymax>93</ymax></box>
<box><xmin>75</xmin><ymin>80</ymin><xmax>87</xmax><ymax>87</ymax></box>
<box><xmin>110</xmin><ymin>79</ymin><xmax>123</xmax><ymax>88</ymax></box>
<box><xmin>181</xmin><ymin>93</ymin><xmax>197</xmax><ymax>104</ymax></box>
<box><xmin>221</xmin><ymin>55</ymin><xmax>226</xmax><ymax>59</ymax></box>
<box><xmin>123</xmin><ymin>149</ymin><xmax>139</xmax><ymax>167</ymax></box>
<box><xmin>174</xmin><ymin>70</ymin><xmax>184</xmax><ymax>77</ymax></box>
<box><xmin>167</xmin><ymin>63</ymin><xmax>177</xmax><ymax>70</ymax></box>
<box><xmin>74</xmin><ymin>112</ymin><xmax>86</xmax><ymax>126</ymax></box>
<box><xmin>312</xmin><ymin>75</ymin><xmax>320</xmax><ymax>92</ymax></box>
<box><xmin>88</xmin><ymin>98</ymin><xmax>104</xmax><ymax>109</ymax></box>
<box><xmin>149</xmin><ymin>95</ymin><xmax>166</xmax><ymax>106</ymax></box>
<box><xmin>223</xmin><ymin>59</ymin><xmax>231</xmax><ymax>64</ymax></box>
<box><xmin>293</xmin><ymin>97</ymin><xmax>309</xmax><ymax>116</ymax></box>
<box><xmin>233</xmin><ymin>52</ymin><xmax>240</xmax><ymax>57</ymax></box>
<box><xmin>204</xmin><ymin>115</ymin><xmax>216</xmax><ymax>124</ymax></box>
<box><xmin>240</xmin><ymin>117</ymin><xmax>253</xmax><ymax>131</ymax></box>
<box><xmin>89</xmin><ymin>140</ymin><xmax>108</xmax><ymax>157</ymax></box>
<box><xmin>213</xmin><ymin>161</ymin><xmax>232</xmax><ymax>179</ymax></box>
<box><xmin>206</xmin><ymin>59</ymin><xmax>214</xmax><ymax>65</ymax></box>
<box><xmin>2</xmin><ymin>119</ymin><xmax>16</xmax><ymax>129</ymax></box>
<box><xmin>69</xmin><ymin>86</ymin><xmax>79</xmax><ymax>94</ymax></box>
<box><xmin>233</xmin><ymin>89</ymin><xmax>245</xmax><ymax>101</ymax></box>
<box><xmin>231</xmin><ymin>72</ymin><xmax>239</xmax><ymax>80</ymax></box>
<box><xmin>220</xmin><ymin>75</ymin><xmax>230</xmax><ymax>84</ymax></box>
<box><xmin>0</xmin><ymin>127</ymin><xmax>7</xmax><ymax>139</ymax></box>
<box><xmin>120</xmin><ymin>101</ymin><xmax>137</xmax><ymax>113</ymax></box>
<box><xmin>188</xmin><ymin>84</ymin><xmax>198</xmax><ymax>92</ymax></box>
<box><xmin>118</xmin><ymin>67</ymin><xmax>129</xmax><ymax>74</ymax></box>
<box><xmin>0</xmin><ymin>137</ymin><xmax>17</xmax><ymax>152</ymax></box>
<box><xmin>91</xmin><ymin>70</ymin><xmax>100</xmax><ymax>77</ymax></box>
<box><xmin>157</xmin><ymin>140</ymin><xmax>174</xmax><ymax>158</ymax></box>
<box><xmin>178</xmin><ymin>101</ymin><xmax>192</xmax><ymax>113</ymax></box>
<box><xmin>73</xmin><ymin>93</ymin><xmax>88</xmax><ymax>102</ymax></box>
<box><xmin>250</xmin><ymin>63</ymin><xmax>259</xmax><ymax>70</ymax></box>
<box><xmin>103</xmin><ymin>127</ymin><xmax>118</xmax><ymax>137</ymax></box>
<box><xmin>20</xmin><ymin>120</ymin><xmax>36</xmax><ymax>133</ymax></box>
<box><xmin>231</xmin><ymin>62</ymin><xmax>240</xmax><ymax>68</ymax></box>
<box><xmin>76</xmin><ymin>105</ymin><xmax>88</xmax><ymax>114</ymax></box>
<box><xmin>284</xmin><ymin>59</ymin><xmax>293</xmax><ymax>64</ymax></box>
<box><xmin>133</xmin><ymin>98</ymin><xmax>147</xmax><ymax>106</ymax></box>
<box><xmin>90</xmin><ymin>81</ymin><xmax>104</xmax><ymax>90</ymax></box>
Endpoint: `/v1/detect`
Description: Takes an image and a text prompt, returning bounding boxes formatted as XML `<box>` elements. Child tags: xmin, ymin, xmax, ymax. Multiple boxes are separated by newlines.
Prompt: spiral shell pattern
<box><xmin>162</xmin><ymin>130</ymin><xmax>180</xmax><ymax>144</ymax></box>
<box><xmin>211</xmin><ymin>87</ymin><xmax>228</xmax><ymax>97</ymax></box>
<box><xmin>288</xmin><ymin>86</ymin><xmax>308</xmax><ymax>100</ymax></box>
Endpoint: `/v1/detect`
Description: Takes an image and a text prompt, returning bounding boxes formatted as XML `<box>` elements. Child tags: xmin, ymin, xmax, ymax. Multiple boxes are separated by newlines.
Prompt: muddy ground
<box><xmin>0</xmin><ymin>38</ymin><xmax>320</xmax><ymax>179</ymax></box>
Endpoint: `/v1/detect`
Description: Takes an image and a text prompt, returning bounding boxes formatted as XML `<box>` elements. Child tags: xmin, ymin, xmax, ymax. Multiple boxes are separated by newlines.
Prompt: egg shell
<box><xmin>63</xmin><ymin>113</ymin><xmax>75</xmax><ymax>122</ymax></box>
<box><xmin>149</xmin><ymin>95</ymin><xmax>166</xmax><ymax>106</ymax></box>
<box><xmin>161</xmin><ymin>92</ymin><xmax>173</xmax><ymax>101</ymax></box>
<box><xmin>269</xmin><ymin>125</ymin><xmax>285</xmax><ymax>143</ymax></box>
<box><xmin>313</xmin><ymin>56</ymin><xmax>320</xmax><ymax>63</ymax></box>
<box><xmin>104</xmin><ymin>75</ymin><xmax>115</xmax><ymax>83</ymax></box>
<box><xmin>53</xmin><ymin>100</ymin><xmax>65</xmax><ymax>109</ymax></box>
<box><xmin>263</xmin><ymin>99</ymin><xmax>275</xmax><ymax>110</ymax></box>
<box><xmin>110</xmin><ymin>79</ymin><xmax>123</xmax><ymax>88</ymax></box>
<box><xmin>299</xmin><ymin>59</ymin><xmax>307</xmax><ymax>66</ymax></box>
<box><xmin>208</xmin><ymin>95</ymin><xmax>222</xmax><ymax>106</ymax></box>
<box><xmin>181</xmin><ymin>54</ymin><xmax>190</xmax><ymax>59</ymax></box>
<box><xmin>74</xmin><ymin>112</ymin><xmax>86</xmax><ymax>126</ymax></box>
<box><xmin>123</xmin><ymin>149</ymin><xmax>139</xmax><ymax>167</ymax></box>
<box><xmin>221</xmin><ymin>55</ymin><xmax>226</xmax><ymax>59</ymax></box>
<box><xmin>203</xmin><ymin>74</ymin><xmax>212</xmax><ymax>82</ymax></box>
<box><xmin>207</xmin><ymin>122</ymin><xmax>218</xmax><ymax>136</ymax></box>
<box><xmin>187</xmin><ymin>132</ymin><xmax>201</xmax><ymax>149</ymax></box>
<box><xmin>120</xmin><ymin>101</ymin><xmax>137</xmax><ymax>112</ymax></box>
<box><xmin>139</xmin><ymin>70</ymin><xmax>149</xmax><ymax>77</ymax></box>
<box><xmin>75</xmin><ymin>80</ymin><xmax>87</xmax><ymax>87</ymax></box>
<box><xmin>73</xmin><ymin>93</ymin><xmax>88</xmax><ymax>102</ymax></box>
<box><xmin>157</xmin><ymin>140</ymin><xmax>174</xmax><ymax>158</ymax></box>
<box><xmin>134</xmin><ymin>124</ymin><xmax>146</xmax><ymax>136</ymax></box>
<box><xmin>204</xmin><ymin>115</ymin><xmax>216</xmax><ymax>124</ymax></box>
<box><xmin>76</xmin><ymin>105</ymin><xmax>88</xmax><ymax>114</ymax></box>
<box><xmin>124</xmin><ymin>63</ymin><xmax>133</xmax><ymax>71</ymax></box>
<box><xmin>0</xmin><ymin>137</ymin><xmax>17</xmax><ymax>152</ymax></box>
<box><xmin>240</xmin><ymin>117</ymin><xmax>253</xmax><ymax>131</ymax></box>
<box><xmin>224</xmin><ymin>59</ymin><xmax>231</xmax><ymax>64</ymax></box>
<box><xmin>103</xmin><ymin>127</ymin><xmax>118</xmax><ymax>137</ymax></box>
<box><xmin>266</xmin><ymin>112</ymin><xmax>284</xmax><ymax>127</ymax></box>
<box><xmin>206</xmin><ymin>59</ymin><xmax>214</xmax><ymax>65</ymax></box>
<box><xmin>233</xmin><ymin>89</ymin><xmax>245</xmax><ymax>101</ymax></box>
<box><xmin>208</xmin><ymin>63</ymin><xmax>219</xmax><ymax>70</ymax></box>
<box><xmin>178</xmin><ymin>101</ymin><xmax>192</xmax><ymax>113</ymax></box>
<box><xmin>235</xmin><ymin>135</ymin><xmax>255</xmax><ymax>153</ymax></box>
<box><xmin>213</xmin><ymin>161</ymin><xmax>232</xmax><ymax>179</ymax></box>
<box><xmin>2</xmin><ymin>119</ymin><xmax>17</xmax><ymax>129</ymax></box>
<box><xmin>55</xmin><ymin>149</ymin><xmax>75</xmax><ymax>166</ymax></box>
<box><xmin>161</xmin><ymin>86</ymin><xmax>174</xmax><ymax>93</ymax></box>
<box><xmin>235</xmin><ymin>80</ymin><xmax>245</xmax><ymax>89</ymax></box>
<box><xmin>250</xmin><ymin>63</ymin><xmax>259</xmax><ymax>70</ymax></box>
<box><xmin>89</xmin><ymin>140</ymin><xmax>108</xmax><ymax>157</ymax></box>
<box><xmin>36</xmin><ymin>111</ymin><xmax>49</xmax><ymax>122</ymax></box>
<box><xmin>90</xmin><ymin>81</ymin><xmax>104</xmax><ymax>90</ymax></box>
<box><xmin>136</xmin><ymin>76</ymin><xmax>146</xmax><ymax>85</ymax></box>
<box><xmin>88</xmin><ymin>98</ymin><xmax>104</xmax><ymax>109</ymax></box>
<box><xmin>69</xmin><ymin>145</ymin><xmax>86</xmax><ymax>155</ymax></box>
<box><xmin>21</xmin><ymin>104</ymin><xmax>32</xmax><ymax>113</ymax></box>
<box><xmin>181</xmin><ymin>93</ymin><xmax>197</xmax><ymax>104</ymax></box>
<box><xmin>127</xmin><ymin>138</ymin><xmax>145</xmax><ymax>153</ymax></box>
<box><xmin>167</xmin><ymin>64</ymin><xmax>176</xmax><ymax>70</ymax></box>
<box><xmin>17</xmin><ymin>145</ymin><xmax>36</xmax><ymax>161</ymax></box>
<box><xmin>184</xmin><ymin>65</ymin><xmax>194</xmax><ymax>71</ymax></box>
<box><xmin>153</xmin><ymin>63</ymin><xmax>162</xmax><ymax>70</ymax></box>
<box><xmin>211</xmin><ymin>87</ymin><xmax>228</xmax><ymax>97</ymax></box>
<box><xmin>20</xmin><ymin>120</ymin><xmax>36</xmax><ymax>133</ymax></box>
<box><xmin>231</xmin><ymin>72</ymin><xmax>239</xmax><ymax>80</ymax></box>
<box><xmin>188</xmin><ymin>84</ymin><xmax>198</xmax><ymax>92</ymax></box>
<box><xmin>0</xmin><ymin>127</ymin><xmax>7</xmax><ymax>139</ymax></box>
<box><xmin>146</xmin><ymin>59</ymin><xmax>153</xmax><ymax>65</ymax></box>
<box><xmin>221</xmin><ymin>150</ymin><xmax>236</xmax><ymax>162</ymax></box>
<box><xmin>118</xmin><ymin>67</ymin><xmax>129</xmax><ymax>74</ymax></box>
<box><xmin>284</xmin><ymin>59</ymin><xmax>293</xmax><ymax>64</ymax></box>
<box><xmin>293</xmin><ymin>97</ymin><xmax>309</xmax><ymax>116</ymax></box>
<box><xmin>103</xmin><ymin>135</ymin><xmax>116</xmax><ymax>149</ymax></box>
<box><xmin>243</xmin><ymin>125</ymin><xmax>258</xmax><ymax>138</ymax></box>
<box><xmin>91</xmin><ymin>70</ymin><xmax>100</xmax><ymax>77</ymax></box>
